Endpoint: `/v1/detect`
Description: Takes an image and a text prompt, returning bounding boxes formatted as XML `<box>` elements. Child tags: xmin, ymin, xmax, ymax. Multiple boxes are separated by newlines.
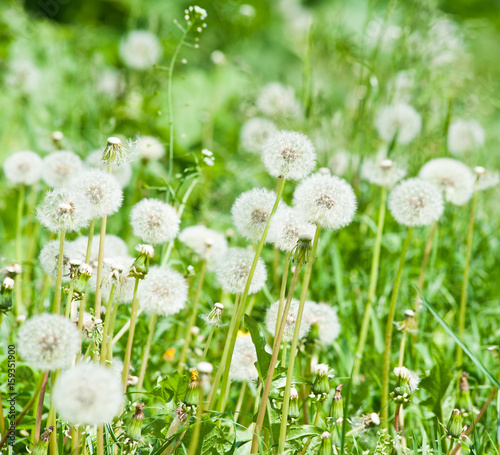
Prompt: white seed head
<box><xmin>361</xmin><ymin>157</ymin><xmax>406</xmax><ymax>187</ymax></box>
<box><xmin>327</xmin><ymin>150</ymin><xmax>351</xmax><ymax>177</ymax></box>
<box><xmin>137</xmin><ymin>136</ymin><xmax>165</xmax><ymax>160</ymax></box>
<box><xmin>119</xmin><ymin>30</ymin><xmax>162</xmax><ymax>70</ymax></box>
<box><xmin>215</xmin><ymin>247</ymin><xmax>267</xmax><ymax>295</ymax></box>
<box><xmin>293</xmin><ymin>173</ymin><xmax>357</xmax><ymax>230</ymax></box>
<box><xmin>314</xmin><ymin>363</ymin><xmax>330</xmax><ymax>376</ymax></box>
<box><xmin>256</xmin><ymin>82</ymin><xmax>303</xmax><ymax>121</ymax></box>
<box><xmin>388</xmin><ymin>178</ymin><xmax>444</xmax><ymax>227</ymax></box>
<box><xmin>6</xmin><ymin>59</ymin><xmax>41</xmax><ymax>93</ymax></box>
<box><xmin>3</xmin><ymin>151</ymin><xmax>43</xmax><ymax>185</ymax></box>
<box><xmin>229</xmin><ymin>332</ymin><xmax>258</xmax><ymax>382</ymax></box>
<box><xmin>42</xmin><ymin>151</ymin><xmax>84</xmax><ymax>188</ymax></box>
<box><xmin>197</xmin><ymin>361</ymin><xmax>213</xmax><ymax>374</ymax></box>
<box><xmin>136</xmin><ymin>244</ymin><xmax>155</xmax><ymax>258</ymax></box>
<box><xmin>447</xmin><ymin>119</ymin><xmax>485</xmax><ymax>155</ymax></box>
<box><xmin>475</xmin><ymin>167</ymin><xmax>500</xmax><ymax>191</ymax></box>
<box><xmin>265</xmin><ymin>299</ymin><xmax>311</xmax><ymax>342</ymax></box>
<box><xmin>53</xmin><ymin>362</ymin><xmax>123</xmax><ymax>425</ymax></box>
<box><xmin>138</xmin><ymin>266</ymin><xmax>188</xmax><ymax>316</ymax></box>
<box><xmin>18</xmin><ymin>314</ymin><xmax>81</xmax><ymax>371</ymax></box>
<box><xmin>303</xmin><ymin>301</ymin><xmax>341</xmax><ymax>345</ymax></box>
<box><xmin>240</xmin><ymin>117</ymin><xmax>278</xmax><ymax>154</ymax></box>
<box><xmin>95</xmin><ymin>256</ymin><xmax>135</xmax><ymax>303</ymax></box>
<box><xmin>393</xmin><ymin>366</ymin><xmax>420</xmax><ymax>393</ymax></box>
<box><xmin>267</xmin><ymin>205</ymin><xmax>316</xmax><ymax>252</ymax></box>
<box><xmin>39</xmin><ymin>239</ymin><xmax>76</xmax><ymax>281</ymax></box>
<box><xmin>374</xmin><ymin>103</ymin><xmax>422</xmax><ymax>145</ymax></box>
<box><xmin>3</xmin><ymin>277</ymin><xmax>15</xmax><ymax>290</ymax></box>
<box><xmin>86</xmin><ymin>150</ymin><xmax>133</xmax><ymax>188</ymax></box>
<box><xmin>178</xmin><ymin>225</ymin><xmax>228</xmax><ymax>268</ymax></box>
<box><xmin>130</xmin><ymin>198</ymin><xmax>180</xmax><ymax>244</ymax></box>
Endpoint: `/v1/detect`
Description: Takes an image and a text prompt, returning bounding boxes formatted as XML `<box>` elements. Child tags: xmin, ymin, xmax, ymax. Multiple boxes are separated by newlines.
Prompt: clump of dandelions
<box><xmin>3</xmin><ymin>151</ymin><xmax>43</xmax><ymax>185</ymax></box>
<box><xmin>240</xmin><ymin>117</ymin><xmax>278</xmax><ymax>154</ymax></box>
<box><xmin>39</xmin><ymin>239</ymin><xmax>75</xmax><ymax>281</ymax></box>
<box><xmin>137</xmin><ymin>135</ymin><xmax>165</xmax><ymax>161</ymax></box>
<box><xmin>229</xmin><ymin>332</ymin><xmax>259</xmax><ymax>382</ymax></box>
<box><xmin>256</xmin><ymin>82</ymin><xmax>303</xmax><ymax>121</ymax></box>
<box><xmin>138</xmin><ymin>266</ymin><xmax>188</xmax><ymax>316</ymax></box>
<box><xmin>18</xmin><ymin>314</ymin><xmax>81</xmax><ymax>371</ymax></box>
<box><xmin>119</xmin><ymin>30</ymin><xmax>162</xmax><ymax>70</ymax></box>
<box><xmin>374</xmin><ymin>103</ymin><xmax>422</xmax><ymax>145</ymax></box>
<box><xmin>262</xmin><ymin>130</ymin><xmax>316</xmax><ymax>180</ymax></box>
<box><xmin>447</xmin><ymin>119</ymin><xmax>485</xmax><ymax>155</ymax></box>
<box><xmin>42</xmin><ymin>151</ymin><xmax>84</xmax><ymax>188</ymax></box>
<box><xmin>391</xmin><ymin>367</ymin><xmax>420</xmax><ymax>403</ymax></box>
<box><xmin>267</xmin><ymin>205</ymin><xmax>316</xmax><ymax>252</ymax></box>
<box><xmin>418</xmin><ymin>158</ymin><xmax>475</xmax><ymax>206</ymax></box>
<box><xmin>215</xmin><ymin>247</ymin><xmax>267</xmax><ymax>294</ymax></box>
<box><xmin>130</xmin><ymin>198</ymin><xmax>180</xmax><ymax>244</ymax></box>
<box><xmin>265</xmin><ymin>299</ymin><xmax>312</xmax><ymax>341</ymax></box>
<box><xmin>178</xmin><ymin>225</ymin><xmax>228</xmax><ymax>267</ymax></box>
<box><xmin>361</xmin><ymin>157</ymin><xmax>406</xmax><ymax>188</ymax></box>
<box><xmin>231</xmin><ymin>188</ymin><xmax>279</xmax><ymax>242</ymax></box>
<box><xmin>293</xmin><ymin>173</ymin><xmax>357</xmax><ymax>230</ymax></box>
<box><xmin>303</xmin><ymin>301</ymin><xmax>341</xmax><ymax>345</ymax></box>
<box><xmin>53</xmin><ymin>362</ymin><xmax>123</xmax><ymax>425</ymax></box>
<box><xmin>70</xmin><ymin>169</ymin><xmax>123</xmax><ymax>218</ymax></box>
<box><xmin>388</xmin><ymin>178</ymin><xmax>444</xmax><ymax>226</ymax></box>
<box><xmin>86</xmin><ymin>150</ymin><xmax>133</xmax><ymax>188</ymax></box>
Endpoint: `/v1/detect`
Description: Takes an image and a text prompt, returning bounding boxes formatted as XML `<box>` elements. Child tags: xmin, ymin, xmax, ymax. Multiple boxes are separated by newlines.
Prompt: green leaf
<box><xmin>150</xmin><ymin>371</ymin><xmax>189</xmax><ymax>404</ymax></box>
<box><xmin>244</xmin><ymin>314</ymin><xmax>271</xmax><ymax>381</ymax></box>
<box><xmin>419</xmin><ymin>359</ymin><xmax>453</xmax><ymax>421</ymax></box>
<box><xmin>287</xmin><ymin>425</ymin><xmax>325</xmax><ymax>441</ymax></box>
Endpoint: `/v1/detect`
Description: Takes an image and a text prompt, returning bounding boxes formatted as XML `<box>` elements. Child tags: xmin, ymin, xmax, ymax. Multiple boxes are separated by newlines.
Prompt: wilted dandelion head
<box><xmin>37</xmin><ymin>188</ymin><xmax>90</xmax><ymax>233</ymax></box>
<box><xmin>267</xmin><ymin>205</ymin><xmax>316</xmax><ymax>252</ymax></box>
<box><xmin>418</xmin><ymin>158</ymin><xmax>475</xmax><ymax>206</ymax></box>
<box><xmin>256</xmin><ymin>82</ymin><xmax>303</xmax><ymax>121</ymax></box>
<box><xmin>70</xmin><ymin>169</ymin><xmax>123</xmax><ymax>219</ymax></box>
<box><xmin>138</xmin><ymin>266</ymin><xmax>188</xmax><ymax>316</ymax></box>
<box><xmin>388</xmin><ymin>178</ymin><xmax>444</xmax><ymax>227</ymax></box>
<box><xmin>39</xmin><ymin>239</ymin><xmax>76</xmax><ymax>281</ymax></box>
<box><xmin>3</xmin><ymin>151</ymin><xmax>43</xmax><ymax>185</ymax></box>
<box><xmin>86</xmin><ymin>150</ymin><xmax>132</xmax><ymax>188</ymax></box>
<box><xmin>293</xmin><ymin>173</ymin><xmax>357</xmax><ymax>230</ymax></box>
<box><xmin>178</xmin><ymin>225</ymin><xmax>228</xmax><ymax>267</ymax></box>
<box><xmin>130</xmin><ymin>198</ymin><xmax>180</xmax><ymax>244</ymax></box>
<box><xmin>265</xmin><ymin>299</ymin><xmax>311</xmax><ymax>342</ymax></box>
<box><xmin>393</xmin><ymin>366</ymin><xmax>420</xmax><ymax>393</ymax></box>
<box><xmin>53</xmin><ymin>362</ymin><xmax>123</xmax><ymax>425</ymax></box>
<box><xmin>475</xmin><ymin>166</ymin><xmax>500</xmax><ymax>191</ymax></box>
<box><xmin>229</xmin><ymin>332</ymin><xmax>258</xmax><ymax>382</ymax></box>
<box><xmin>231</xmin><ymin>188</ymin><xmax>279</xmax><ymax>242</ymax></box>
<box><xmin>119</xmin><ymin>30</ymin><xmax>162</xmax><ymax>70</ymax></box>
<box><xmin>240</xmin><ymin>117</ymin><xmax>278</xmax><ymax>154</ymax></box>
<box><xmin>215</xmin><ymin>247</ymin><xmax>267</xmax><ymax>295</ymax></box>
<box><xmin>18</xmin><ymin>314</ymin><xmax>81</xmax><ymax>371</ymax></box>
<box><xmin>137</xmin><ymin>136</ymin><xmax>165</xmax><ymax>161</ymax></box>
<box><xmin>374</xmin><ymin>103</ymin><xmax>422</xmax><ymax>145</ymax></box>
<box><xmin>361</xmin><ymin>157</ymin><xmax>406</xmax><ymax>187</ymax></box>
<box><xmin>303</xmin><ymin>301</ymin><xmax>341</xmax><ymax>345</ymax></box>
<box><xmin>262</xmin><ymin>130</ymin><xmax>316</xmax><ymax>180</ymax></box>
<box><xmin>42</xmin><ymin>151</ymin><xmax>84</xmax><ymax>188</ymax></box>
<box><xmin>447</xmin><ymin>119</ymin><xmax>485</xmax><ymax>155</ymax></box>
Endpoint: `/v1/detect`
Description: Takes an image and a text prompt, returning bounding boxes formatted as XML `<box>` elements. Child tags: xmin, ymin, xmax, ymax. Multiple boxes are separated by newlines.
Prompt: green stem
<box><xmin>48</xmin><ymin>370</ymin><xmax>60</xmax><ymax>455</ymax></box>
<box><xmin>100</xmin><ymin>284</ymin><xmax>116</xmax><ymax>364</ymax></box>
<box><xmin>273</xmin><ymin>252</ymin><xmax>292</xmax><ymax>345</ymax></box>
<box><xmin>53</xmin><ymin>231</ymin><xmax>66</xmax><ymax>315</ymax></box>
<box><xmin>106</xmin><ymin>293</ymin><xmax>120</xmax><ymax>363</ymax></box>
<box><xmin>93</xmin><ymin>217</ymin><xmax>107</xmax><ymax>330</ymax></box>
<box><xmin>96</xmin><ymin>425</ymin><xmax>104</xmax><ymax>455</ymax></box>
<box><xmin>63</xmin><ymin>279</ymin><xmax>75</xmax><ymax>319</ymax></box>
<box><xmin>33</xmin><ymin>372</ymin><xmax>49</xmax><ymax>444</ymax></box>
<box><xmin>122</xmin><ymin>278</ymin><xmax>141</xmax><ymax>394</ymax></box>
<box><xmin>137</xmin><ymin>313</ymin><xmax>158</xmax><ymax>392</ymax></box>
<box><xmin>200</xmin><ymin>326</ymin><xmax>215</xmax><ymax>363</ymax></box>
<box><xmin>15</xmin><ymin>184</ymin><xmax>25</xmax><ymax>316</ymax></box>
<box><xmin>78</xmin><ymin>219</ymin><xmax>95</xmax><ymax>333</ymax></box>
<box><xmin>380</xmin><ymin>227</ymin><xmax>413</xmax><ymax>426</ymax></box>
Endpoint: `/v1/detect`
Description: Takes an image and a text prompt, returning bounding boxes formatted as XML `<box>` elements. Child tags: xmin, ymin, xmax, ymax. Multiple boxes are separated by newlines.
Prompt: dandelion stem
<box><xmin>47</xmin><ymin>370</ymin><xmax>60</xmax><ymax>455</ymax></box>
<box><xmin>122</xmin><ymin>278</ymin><xmax>141</xmax><ymax>395</ymax></box>
<box><xmin>106</xmin><ymin>290</ymin><xmax>120</xmax><ymax>362</ymax></box>
<box><xmin>100</xmin><ymin>284</ymin><xmax>116</xmax><ymax>364</ymax></box>
<box><xmin>398</xmin><ymin>330</ymin><xmax>407</xmax><ymax>369</ymax></box>
<box><xmin>53</xmin><ymin>230</ymin><xmax>66</xmax><ymax>315</ymax></box>
<box><xmin>32</xmin><ymin>371</ymin><xmax>49</xmax><ymax>444</ymax></box>
<box><xmin>96</xmin><ymin>425</ymin><xmax>104</xmax><ymax>455</ymax></box>
<box><xmin>93</xmin><ymin>217</ymin><xmax>108</xmax><ymax>342</ymax></box>
<box><xmin>137</xmin><ymin>313</ymin><xmax>157</xmax><ymax>392</ymax></box>
<box><xmin>78</xmin><ymin>219</ymin><xmax>95</xmax><ymax>333</ymax></box>
<box><xmin>15</xmin><ymin>184</ymin><xmax>25</xmax><ymax>316</ymax></box>
<box><xmin>274</xmin><ymin>251</ymin><xmax>292</xmax><ymax>342</ymax></box>
<box><xmin>381</xmin><ymin>227</ymin><xmax>413</xmax><ymax>426</ymax></box>
<box><xmin>63</xmin><ymin>279</ymin><xmax>75</xmax><ymax>319</ymax></box>
<box><xmin>200</xmin><ymin>326</ymin><xmax>215</xmax><ymax>363</ymax></box>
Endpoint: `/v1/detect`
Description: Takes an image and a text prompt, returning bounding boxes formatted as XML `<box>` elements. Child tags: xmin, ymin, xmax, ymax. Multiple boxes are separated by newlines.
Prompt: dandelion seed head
<box><xmin>393</xmin><ymin>366</ymin><xmax>420</xmax><ymax>393</ymax></box>
<box><xmin>361</xmin><ymin>157</ymin><xmax>406</xmax><ymax>187</ymax></box>
<box><xmin>39</xmin><ymin>239</ymin><xmax>76</xmax><ymax>281</ymax></box>
<box><xmin>86</xmin><ymin>150</ymin><xmax>132</xmax><ymax>188</ymax></box>
<box><xmin>256</xmin><ymin>82</ymin><xmax>303</xmax><ymax>121</ymax></box>
<box><xmin>374</xmin><ymin>103</ymin><xmax>422</xmax><ymax>145</ymax></box>
<box><xmin>178</xmin><ymin>225</ymin><xmax>228</xmax><ymax>268</ymax></box>
<box><xmin>327</xmin><ymin>150</ymin><xmax>351</xmax><ymax>177</ymax></box>
<box><xmin>475</xmin><ymin>167</ymin><xmax>499</xmax><ymax>191</ymax></box>
<box><xmin>137</xmin><ymin>136</ymin><xmax>165</xmax><ymax>160</ymax></box>
<box><xmin>267</xmin><ymin>205</ymin><xmax>316</xmax><ymax>252</ymax></box>
<box><xmin>229</xmin><ymin>332</ymin><xmax>258</xmax><ymax>382</ymax></box>
<box><xmin>3</xmin><ymin>151</ymin><xmax>43</xmax><ymax>185</ymax></box>
<box><xmin>6</xmin><ymin>59</ymin><xmax>41</xmax><ymax>93</ymax></box>
<box><xmin>240</xmin><ymin>117</ymin><xmax>278</xmax><ymax>154</ymax></box>
<box><xmin>90</xmin><ymin>256</ymin><xmax>135</xmax><ymax>303</ymax></box>
<box><xmin>43</xmin><ymin>151</ymin><xmax>84</xmax><ymax>188</ymax></box>
<box><xmin>447</xmin><ymin>119</ymin><xmax>485</xmax><ymax>155</ymax></box>
<box><xmin>265</xmin><ymin>299</ymin><xmax>311</xmax><ymax>342</ymax></box>
<box><xmin>130</xmin><ymin>199</ymin><xmax>180</xmax><ymax>244</ymax></box>
<box><xmin>303</xmin><ymin>301</ymin><xmax>341</xmax><ymax>345</ymax></box>
<box><xmin>119</xmin><ymin>30</ymin><xmax>162</xmax><ymax>70</ymax></box>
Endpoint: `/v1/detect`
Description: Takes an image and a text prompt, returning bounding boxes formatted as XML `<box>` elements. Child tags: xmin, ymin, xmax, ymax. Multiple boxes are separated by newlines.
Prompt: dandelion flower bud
<box><xmin>391</xmin><ymin>367</ymin><xmax>420</xmax><ymax>403</ymax></box>
<box><xmin>288</xmin><ymin>386</ymin><xmax>300</xmax><ymax>421</ymax></box>
<box><xmin>256</xmin><ymin>82</ymin><xmax>303</xmax><ymax>121</ymax></box>
<box><xmin>311</xmin><ymin>364</ymin><xmax>332</xmax><ymax>401</ymax></box>
<box><xmin>374</xmin><ymin>103</ymin><xmax>422</xmax><ymax>145</ymax></box>
<box><xmin>130</xmin><ymin>198</ymin><xmax>180</xmax><ymax>244</ymax></box>
<box><xmin>138</xmin><ymin>265</ymin><xmax>188</xmax><ymax>316</ymax></box>
<box><xmin>129</xmin><ymin>244</ymin><xmax>154</xmax><ymax>279</ymax></box>
<box><xmin>39</xmin><ymin>239</ymin><xmax>75</xmax><ymax>281</ymax></box>
<box><xmin>262</xmin><ymin>130</ymin><xmax>316</xmax><ymax>180</ymax></box>
<box><xmin>267</xmin><ymin>206</ymin><xmax>316</xmax><ymax>252</ymax></box>
<box><xmin>18</xmin><ymin>314</ymin><xmax>81</xmax><ymax>371</ymax></box>
<box><xmin>240</xmin><ymin>117</ymin><xmax>278</xmax><ymax>154</ymax></box>
<box><xmin>86</xmin><ymin>150</ymin><xmax>132</xmax><ymax>187</ymax></box>
<box><xmin>229</xmin><ymin>332</ymin><xmax>258</xmax><ymax>382</ymax></box>
<box><xmin>418</xmin><ymin>158</ymin><xmax>475</xmax><ymax>206</ymax></box>
<box><xmin>53</xmin><ymin>362</ymin><xmax>123</xmax><ymax>425</ymax></box>
<box><xmin>388</xmin><ymin>178</ymin><xmax>444</xmax><ymax>227</ymax></box>
<box><xmin>361</xmin><ymin>157</ymin><xmax>406</xmax><ymax>187</ymax></box>
<box><xmin>178</xmin><ymin>225</ymin><xmax>228</xmax><ymax>267</ymax></box>
<box><xmin>303</xmin><ymin>301</ymin><xmax>340</xmax><ymax>345</ymax></box>
<box><xmin>3</xmin><ymin>151</ymin><xmax>42</xmax><ymax>185</ymax></box>
<box><xmin>231</xmin><ymin>188</ymin><xmax>279</xmax><ymax>242</ymax></box>
<box><xmin>42</xmin><ymin>151</ymin><xmax>84</xmax><ymax>188</ymax></box>
<box><xmin>265</xmin><ymin>299</ymin><xmax>311</xmax><ymax>341</ymax></box>
<box><xmin>119</xmin><ymin>30</ymin><xmax>162</xmax><ymax>70</ymax></box>
<box><xmin>126</xmin><ymin>403</ymin><xmax>145</xmax><ymax>441</ymax></box>
<box><xmin>2</xmin><ymin>277</ymin><xmax>15</xmax><ymax>292</ymax></box>
<box><xmin>447</xmin><ymin>119</ymin><xmax>485</xmax><ymax>155</ymax></box>
<box><xmin>475</xmin><ymin>166</ymin><xmax>499</xmax><ymax>191</ymax></box>
<box><xmin>330</xmin><ymin>384</ymin><xmax>343</xmax><ymax>420</ymax></box>
<box><xmin>32</xmin><ymin>426</ymin><xmax>54</xmax><ymax>455</ymax></box>
<box><xmin>455</xmin><ymin>372</ymin><xmax>473</xmax><ymax>416</ymax></box>
<box><xmin>446</xmin><ymin>409</ymin><xmax>464</xmax><ymax>439</ymax></box>
<box><xmin>318</xmin><ymin>431</ymin><xmax>333</xmax><ymax>455</ymax></box>
<box><xmin>293</xmin><ymin>173</ymin><xmax>357</xmax><ymax>230</ymax></box>
<box><xmin>137</xmin><ymin>135</ymin><xmax>165</xmax><ymax>161</ymax></box>
<box><xmin>215</xmin><ymin>248</ymin><xmax>267</xmax><ymax>294</ymax></box>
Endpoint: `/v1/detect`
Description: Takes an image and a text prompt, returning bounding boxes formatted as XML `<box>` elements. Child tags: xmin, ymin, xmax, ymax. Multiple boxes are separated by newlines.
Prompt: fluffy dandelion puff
<box><xmin>393</xmin><ymin>366</ymin><xmax>420</xmax><ymax>393</ymax></box>
<box><xmin>262</xmin><ymin>130</ymin><xmax>316</xmax><ymax>180</ymax></box>
<box><xmin>303</xmin><ymin>301</ymin><xmax>341</xmax><ymax>345</ymax></box>
<box><xmin>265</xmin><ymin>299</ymin><xmax>311</xmax><ymax>342</ymax></box>
<box><xmin>229</xmin><ymin>332</ymin><xmax>259</xmax><ymax>382</ymax></box>
<box><xmin>53</xmin><ymin>363</ymin><xmax>123</xmax><ymax>425</ymax></box>
<box><xmin>256</xmin><ymin>82</ymin><xmax>303</xmax><ymax>121</ymax></box>
<box><xmin>3</xmin><ymin>151</ymin><xmax>43</xmax><ymax>185</ymax></box>
<box><xmin>6</xmin><ymin>59</ymin><xmax>41</xmax><ymax>94</ymax></box>
<box><xmin>475</xmin><ymin>166</ymin><xmax>500</xmax><ymax>191</ymax></box>
<box><xmin>447</xmin><ymin>119</ymin><xmax>485</xmax><ymax>155</ymax></box>
<box><xmin>130</xmin><ymin>198</ymin><xmax>180</xmax><ymax>244</ymax></box>
<box><xmin>139</xmin><ymin>266</ymin><xmax>188</xmax><ymax>316</ymax></box>
<box><xmin>293</xmin><ymin>173</ymin><xmax>357</xmax><ymax>230</ymax></box>
<box><xmin>18</xmin><ymin>314</ymin><xmax>81</xmax><ymax>371</ymax></box>
<box><xmin>240</xmin><ymin>117</ymin><xmax>278</xmax><ymax>154</ymax></box>
<box><xmin>137</xmin><ymin>135</ymin><xmax>165</xmax><ymax>160</ymax></box>
<box><xmin>388</xmin><ymin>178</ymin><xmax>444</xmax><ymax>227</ymax></box>
<box><xmin>42</xmin><ymin>151</ymin><xmax>84</xmax><ymax>188</ymax></box>
<box><xmin>328</xmin><ymin>150</ymin><xmax>351</xmax><ymax>177</ymax></box>
<box><xmin>39</xmin><ymin>239</ymin><xmax>76</xmax><ymax>281</ymax></box>
<box><xmin>215</xmin><ymin>247</ymin><xmax>267</xmax><ymax>294</ymax></box>
<box><xmin>374</xmin><ymin>103</ymin><xmax>422</xmax><ymax>145</ymax></box>
<box><xmin>267</xmin><ymin>205</ymin><xmax>316</xmax><ymax>252</ymax></box>
<box><xmin>361</xmin><ymin>157</ymin><xmax>406</xmax><ymax>187</ymax></box>
<box><xmin>418</xmin><ymin>158</ymin><xmax>475</xmax><ymax>206</ymax></box>
<box><xmin>90</xmin><ymin>256</ymin><xmax>136</xmax><ymax>303</ymax></box>
<box><xmin>231</xmin><ymin>188</ymin><xmax>279</xmax><ymax>242</ymax></box>
<box><xmin>86</xmin><ymin>150</ymin><xmax>133</xmax><ymax>188</ymax></box>
<box><xmin>178</xmin><ymin>225</ymin><xmax>228</xmax><ymax>267</ymax></box>
<box><xmin>37</xmin><ymin>188</ymin><xmax>91</xmax><ymax>232</ymax></box>
<box><xmin>70</xmin><ymin>169</ymin><xmax>123</xmax><ymax>219</ymax></box>
<box><xmin>119</xmin><ymin>30</ymin><xmax>162</xmax><ymax>70</ymax></box>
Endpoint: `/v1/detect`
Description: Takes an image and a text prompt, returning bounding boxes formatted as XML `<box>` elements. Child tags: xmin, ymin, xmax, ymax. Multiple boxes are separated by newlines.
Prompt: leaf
<box><xmin>287</xmin><ymin>425</ymin><xmax>324</xmax><ymax>441</ymax></box>
<box><xmin>150</xmin><ymin>371</ymin><xmax>189</xmax><ymax>404</ymax></box>
<box><xmin>419</xmin><ymin>359</ymin><xmax>453</xmax><ymax>421</ymax></box>
<box><xmin>182</xmin><ymin>420</ymin><xmax>233</xmax><ymax>455</ymax></box>
<box><xmin>244</xmin><ymin>314</ymin><xmax>271</xmax><ymax>381</ymax></box>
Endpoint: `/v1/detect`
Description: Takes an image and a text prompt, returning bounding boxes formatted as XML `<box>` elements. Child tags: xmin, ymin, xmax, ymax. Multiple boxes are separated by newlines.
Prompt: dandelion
<box><xmin>310</xmin><ymin>363</ymin><xmax>332</xmax><ymax>400</ymax></box>
<box><xmin>201</xmin><ymin>302</ymin><xmax>224</xmax><ymax>327</ymax></box>
<box><xmin>475</xmin><ymin>166</ymin><xmax>500</xmax><ymax>191</ymax></box>
<box><xmin>119</xmin><ymin>30</ymin><xmax>162</xmax><ymax>70</ymax></box>
<box><xmin>262</xmin><ymin>130</ymin><xmax>316</xmax><ymax>180</ymax></box>
<box><xmin>86</xmin><ymin>150</ymin><xmax>133</xmax><ymax>188</ymax></box>
<box><xmin>42</xmin><ymin>151</ymin><xmax>84</xmax><ymax>188</ymax></box>
<box><xmin>93</xmin><ymin>256</ymin><xmax>136</xmax><ymax>303</ymax></box>
<box><xmin>418</xmin><ymin>158</ymin><xmax>475</xmax><ymax>206</ymax></box>
<box><xmin>374</xmin><ymin>103</ymin><xmax>422</xmax><ymax>145</ymax></box>
<box><xmin>327</xmin><ymin>150</ymin><xmax>351</xmax><ymax>177</ymax></box>
<box><xmin>265</xmin><ymin>299</ymin><xmax>311</xmax><ymax>342</ymax></box>
<box><xmin>388</xmin><ymin>178</ymin><xmax>444</xmax><ymax>227</ymax></box>
<box><xmin>39</xmin><ymin>239</ymin><xmax>76</xmax><ymax>281</ymax></box>
<box><xmin>391</xmin><ymin>367</ymin><xmax>420</xmax><ymax>403</ymax></box>
<box><xmin>130</xmin><ymin>198</ymin><xmax>180</xmax><ymax>244</ymax></box>
<box><xmin>18</xmin><ymin>314</ymin><xmax>81</xmax><ymax>371</ymax></box>
<box><xmin>215</xmin><ymin>248</ymin><xmax>267</xmax><ymax>294</ymax></box>
<box><xmin>6</xmin><ymin>59</ymin><xmax>41</xmax><ymax>93</ymax></box>
<box><xmin>137</xmin><ymin>136</ymin><xmax>165</xmax><ymax>160</ymax></box>
<box><xmin>231</xmin><ymin>188</ymin><xmax>279</xmax><ymax>242</ymax></box>
<box><xmin>3</xmin><ymin>151</ymin><xmax>43</xmax><ymax>185</ymax></box>
<box><xmin>178</xmin><ymin>225</ymin><xmax>228</xmax><ymax>268</ymax></box>
<box><xmin>96</xmin><ymin>68</ymin><xmax>125</xmax><ymax>98</ymax></box>
<box><xmin>240</xmin><ymin>117</ymin><xmax>278</xmax><ymax>154</ymax></box>
<box><xmin>138</xmin><ymin>266</ymin><xmax>188</xmax><ymax>316</ymax></box>
<box><xmin>361</xmin><ymin>157</ymin><xmax>406</xmax><ymax>187</ymax></box>
<box><xmin>267</xmin><ymin>205</ymin><xmax>315</xmax><ymax>252</ymax></box>
<box><xmin>447</xmin><ymin>119</ymin><xmax>485</xmax><ymax>155</ymax></box>
<box><xmin>256</xmin><ymin>82</ymin><xmax>303</xmax><ymax>121</ymax></box>
<box><xmin>293</xmin><ymin>173</ymin><xmax>357</xmax><ymax>230</ymax></box>
<box><xmin>53</xmin><ymin>362</ymin><xmax>123</xmax><ymax>425</ymax></box>
<box><xmin>101</xmin><ymin>137</ymin><xmax>131</xmax><ymax>166</ymax></box>
<box><xmin>229</xmin><ymin>332</ymin><xmax>258</xmax><ymax>382</ymax></box>
<box><xmin>303</xmin><ymin>301</ymin><xmax>341</xmax><ymax>345</ymax></box>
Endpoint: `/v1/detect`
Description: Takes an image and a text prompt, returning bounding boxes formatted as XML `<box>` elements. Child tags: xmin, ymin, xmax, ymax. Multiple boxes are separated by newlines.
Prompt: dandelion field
<box><xmin>1</xmin><ymin>0</ymin><xmax>500</xmax><ymax>454</ymax></box>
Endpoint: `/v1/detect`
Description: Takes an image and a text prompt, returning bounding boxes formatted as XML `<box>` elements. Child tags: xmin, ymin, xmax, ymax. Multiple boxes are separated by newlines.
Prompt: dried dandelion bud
<box><xmin>32</xmin><ymin>426</ymin><xmax>54</xmax><ymax>455</ymax></box>
<box><xmin>390</xmin><ymin>367</ymin><xmax>420</xmax><ymax>404</ymax></box>
<box><xmin>183</xmin><ymin>370</ymin><xmax>201</xmax><ymax>409</ymax></box>
<box><xmin>455</xmin><ymin>372</ymin><xmax>473</xmax><ymax>416</ymax></box>
<box><xmin>102</xmin><ymin>137</ymin><xmax>129</xmax><ymax>165</ymax></box>
<box><xmin>126</xmin><ymin>403</ymin><xmax>145</xmax><ymax>441</ymax></box>
<box><xmin>318</xmin><ymin>431</ymin><xmax>333</xmax><ymax>455</ymax></box>
<box><xmin>330</xmin><ymin>384</ymin><xmax>343</xmax><ymax>421</ymax></box>
<box><xmin>129</xmin><ymin>244</ymin><xmax>154</xmax><ymax>279</ymax></box>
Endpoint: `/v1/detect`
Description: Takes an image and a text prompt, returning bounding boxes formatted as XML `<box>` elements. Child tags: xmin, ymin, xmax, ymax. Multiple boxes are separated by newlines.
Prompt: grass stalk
<box><xmin>15</xmin><ymin>184</ymin><xmax>25</xmax><ymax>316</ymax></box>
